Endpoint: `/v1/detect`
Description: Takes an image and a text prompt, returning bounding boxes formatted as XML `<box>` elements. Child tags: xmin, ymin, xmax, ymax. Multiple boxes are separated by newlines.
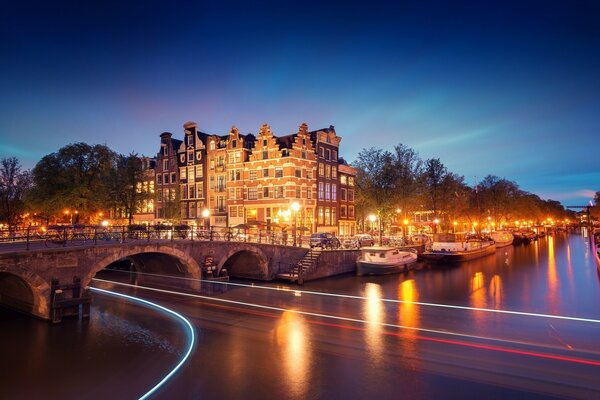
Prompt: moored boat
<box><xmin>420</xmin><ymin>233</ymin><xmax>496</xmax><ymax>262</ymax></box>
<box><xmin>357</xmin><ymin>246</ymin><xmax>418</xmax><ymax>275</ymax></box>
<box><xmin>490</xmin><ymin>231</ymin><xmax>514</xmax><ymax>248</ymax></box>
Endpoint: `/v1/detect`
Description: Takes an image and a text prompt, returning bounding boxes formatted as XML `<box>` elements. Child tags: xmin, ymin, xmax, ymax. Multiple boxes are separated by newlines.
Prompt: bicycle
<box><xmin>70</xmin><ymin>232</ymin><xmax>87</xmax><ymax>246</ymax></box>
<box><xmin>45</xmin><ymin>232</ymin><xmax>67</xmax><ymax>248</ymax></box>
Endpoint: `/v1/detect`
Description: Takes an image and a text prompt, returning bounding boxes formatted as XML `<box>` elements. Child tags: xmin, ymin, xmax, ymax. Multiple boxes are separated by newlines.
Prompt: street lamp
<box><xmin>291</xmin><ymin>201</ymin><xmax>300</xmax><ymax>246</ymax></box>
<box><xmin>202</xmin><ymin>209</ymin><xmax>210</xmax><ymax>230</ymax></box>
<box><xmin>368</xmin><ymin>214</ymin><xmax>377</xmax><ymax>234</ymax></box>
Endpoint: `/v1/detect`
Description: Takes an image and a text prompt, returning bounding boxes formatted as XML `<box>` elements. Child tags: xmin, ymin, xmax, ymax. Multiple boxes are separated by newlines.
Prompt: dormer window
<box><xmin>232</xmin><ymin>140</ymin><xmax>237</xmax><ymax>148</ymax></box>
<box><xmin>263</xmin><ymin>139</ymin><xmax>267</xmax><ymax>147</ymax></box>
<box><xmin>210</xmin><ymin>141</ymin><xmax>215</xmax><ymax>150</ymax></box>
<box><xmin>188</xmin><ymin>136</ymin><xmax>194</xmax><ymax>146</ymax></box>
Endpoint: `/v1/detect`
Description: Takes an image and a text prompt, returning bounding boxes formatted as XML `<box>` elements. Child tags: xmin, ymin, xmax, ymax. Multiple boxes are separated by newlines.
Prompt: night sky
<box><xmin>1</xmin><ymin>1</ymin><xmax>599</xmax><ymax>206</ymax></box>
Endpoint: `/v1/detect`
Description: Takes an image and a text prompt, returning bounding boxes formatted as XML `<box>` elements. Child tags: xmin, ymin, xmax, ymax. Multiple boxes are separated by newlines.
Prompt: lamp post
<box><xmin>202</xmin><ymin>208</ymin><xmax>210</xmax><ymax>231</ymax></box>
<box><xmin>368</xmin><ymin>214</ymin><xmax>377</xmax><ymax>235</ymax></box>
<box><xmin>291</xmin><ymin>201</ymin><xmax>300</xmax><ymax>246</ymax></box>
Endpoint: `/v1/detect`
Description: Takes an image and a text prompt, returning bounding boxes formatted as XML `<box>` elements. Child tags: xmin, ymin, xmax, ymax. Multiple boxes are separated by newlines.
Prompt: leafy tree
<box><xmin>353</xmin><ymin>147</ymin><xmax>400</xmax><ymax>242</ymax></box>
<box><xmin>420</xmin><ymin>158</ymin><xmax>447</xmax><ymax>229</ymax></box>
<box><xmin>0</xmin><ymin>157</ymin><xmax>32</xmax><ymax>231</ymax></box>
<box><xmin>392</xmin><ymin>144</ymin><xmax>423</xmax><ymax>220</ymax></box>
<box><xmin>29</xmin><ymin>143</ymin><xmax>117</xmax><ymax>223</ymax></box>
<box><xmin>478</xmin><ymin>175</ymin><xmax>520</xmax><ymax>224</ymax></box>
<box><xmin>108</xmin><ymin>154</ymin><xmax>152</xmax><ymax>225</ymax></box>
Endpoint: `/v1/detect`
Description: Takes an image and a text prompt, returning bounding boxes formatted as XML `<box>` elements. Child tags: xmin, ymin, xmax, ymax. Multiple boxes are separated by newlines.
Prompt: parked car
<box><xmin>344</xmin><ymin>234</ymin><xmax>375</xmax><ymax>248</ymax></box>
<box><xmin>310</xmin><ymin>233</ymin><xmax>341</xmax><ymax>249</ymax></box>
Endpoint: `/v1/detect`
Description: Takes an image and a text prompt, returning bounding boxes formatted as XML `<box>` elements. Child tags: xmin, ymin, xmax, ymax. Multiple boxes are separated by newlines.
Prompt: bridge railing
<box><xmin>0</xmin><ymin>225</ymin><xmax>312</xmax><ymax>250</ymax></box>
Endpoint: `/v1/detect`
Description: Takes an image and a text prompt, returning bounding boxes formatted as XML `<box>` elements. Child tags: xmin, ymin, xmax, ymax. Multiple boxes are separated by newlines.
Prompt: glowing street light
<box><xmin>368</xmin><ymin>214</ymin><xmax>377</xmax><ymax>234</ymax></box>
<box><xmin>202</xmin><ymin>209</ymin><xmax>210</xmax><ymax>230</ymax></box>
<box><xmin>291</xmin><ymin>201</ymin><xmax>300</xmax><ymax>246</ymax></box>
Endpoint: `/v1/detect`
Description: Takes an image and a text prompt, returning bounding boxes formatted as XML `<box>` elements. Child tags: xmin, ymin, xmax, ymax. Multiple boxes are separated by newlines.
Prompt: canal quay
<box><xmin>1</xmin><ymin>230</ymin><xmax>599</xmax><ymax>400</ymax></box>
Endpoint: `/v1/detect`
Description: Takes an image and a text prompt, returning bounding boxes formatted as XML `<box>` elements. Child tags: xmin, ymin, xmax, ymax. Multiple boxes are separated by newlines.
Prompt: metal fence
<box><xmin>0</xmin><ymin>225</ymin><xmax>312</xmax><ymax>250</ymax></box>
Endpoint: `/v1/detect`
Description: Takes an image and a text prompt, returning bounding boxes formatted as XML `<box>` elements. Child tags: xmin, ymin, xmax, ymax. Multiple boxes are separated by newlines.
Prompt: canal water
<box><xmin>1</xmin><ymin>231</ymin><xmax>599</xmax><ymax>399</ymax></box>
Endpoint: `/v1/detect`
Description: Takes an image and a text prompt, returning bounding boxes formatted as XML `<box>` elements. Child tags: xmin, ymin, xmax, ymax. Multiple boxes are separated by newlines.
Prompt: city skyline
<box><xmin>1</xmin><ymin>1</ymin><xmax>599</xmax><ymax>206</ymax></box>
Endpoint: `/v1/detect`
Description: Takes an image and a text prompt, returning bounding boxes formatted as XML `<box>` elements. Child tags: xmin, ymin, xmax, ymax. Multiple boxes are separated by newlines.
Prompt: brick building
<box><xmin>152</xmin><ymin>121</ymin><xmax>355</xmax><ymax>233</ymax></box>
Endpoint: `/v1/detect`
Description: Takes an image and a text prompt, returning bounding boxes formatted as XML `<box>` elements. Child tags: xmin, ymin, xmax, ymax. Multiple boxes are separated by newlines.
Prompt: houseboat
<box><xmin>490</xmin><ymin>231</ymin><xmax>514</xmax><ymax>248</ymax></box>
<box><xmin>357</xmin><ymin>247</ymin><xmax>418</xmax><ymax>275</ymax></box>
<box><xmin>420</xmin><ymin>233</ymin><xmax>496</xmax><ymax>263</ymax></box>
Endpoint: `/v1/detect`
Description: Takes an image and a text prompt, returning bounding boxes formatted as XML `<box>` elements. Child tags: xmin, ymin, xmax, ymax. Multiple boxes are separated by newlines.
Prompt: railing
<box><xmin>0</xmin><ymin>225</ymin><xmax>313</xmax><ymax>251</ymax></box>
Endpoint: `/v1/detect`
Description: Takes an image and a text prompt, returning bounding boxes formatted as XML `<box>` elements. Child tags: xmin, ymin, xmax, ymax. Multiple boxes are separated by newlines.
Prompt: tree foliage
<box><xmin>0</xmin><ymin>157</ymin><xmax>32</xmax><ymax>230</ymax></box>
<box><xmin>108</xmin><ymin>153</ymin><xmax>151</xmax><ymax>224</ymax></box>
<box><xmin>29</xmin><ymin>143</ymin><xmax>116</xmax><ymax>222</ymax></box>
<box><xmin>353</xmin><ymin>143</ymin><xmax>574</xmax><ymax>232</ymax></box>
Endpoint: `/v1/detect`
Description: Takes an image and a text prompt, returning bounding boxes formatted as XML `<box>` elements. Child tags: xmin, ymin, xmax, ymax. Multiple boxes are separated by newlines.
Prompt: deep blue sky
<box><xmin>1</xmin><ymin>0</ymin><xmax>599</xmax><ymax>205</ymax></box>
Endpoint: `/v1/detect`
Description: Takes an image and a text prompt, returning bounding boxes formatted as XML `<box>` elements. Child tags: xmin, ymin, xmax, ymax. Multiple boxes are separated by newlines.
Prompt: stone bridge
<box><xmin>0</xmin><ymin>240</ymin><xmax>313</xmax><ymax>320</ymax></box>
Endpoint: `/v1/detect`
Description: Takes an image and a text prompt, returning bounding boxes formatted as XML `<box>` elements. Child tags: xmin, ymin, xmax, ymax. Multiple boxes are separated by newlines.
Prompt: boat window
<box><xmin>379</xmin><ymin>253</ymin><xmax>385</xmax><ymax>258</ymax></box>
<box><xmin>392</xmin><ymin>250</ymin><xmax>398</xmax><ymax>255</ymax></box>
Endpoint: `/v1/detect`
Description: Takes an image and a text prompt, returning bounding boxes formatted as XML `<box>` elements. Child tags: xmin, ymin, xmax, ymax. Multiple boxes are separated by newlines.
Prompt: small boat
<box><xmin>357</xmin><ymin>247</ymin><xmax>418</xmax><ymax>275</ymax></box>
<box><xmin>420</xmin><ymin>233</ymin><xmax>496</xmax><ymax>262</ymax></box>
<box><xmin>490</xmin><ymin>231</ymin><xmax>514</xmax><ymax>248</ymax></box>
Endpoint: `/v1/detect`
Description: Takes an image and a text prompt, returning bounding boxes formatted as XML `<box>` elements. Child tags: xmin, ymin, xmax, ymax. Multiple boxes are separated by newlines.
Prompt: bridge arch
<box><xmin>83</xmin><ymin>245</ymin><xmax>202</xmax><ymax>289</ymax></box>
<box><xmin>0</xmin><ymin>268</ymin><xmax>50</xmax><ymax>319</ymax></box>
<box><xmin>218</xmin><ymin>246</ymin><xmax>269</xmax><ymax>280</ymax></box>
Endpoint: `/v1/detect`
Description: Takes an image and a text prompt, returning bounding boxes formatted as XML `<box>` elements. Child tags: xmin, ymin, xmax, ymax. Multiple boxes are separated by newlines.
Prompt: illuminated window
<box><xmin>248</xmin><ymin>188</ymin><xmax>258</xmax><ymax>200</ymax></box>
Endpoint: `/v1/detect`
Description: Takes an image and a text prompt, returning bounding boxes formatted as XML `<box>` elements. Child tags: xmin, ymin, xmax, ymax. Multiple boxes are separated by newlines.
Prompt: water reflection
<box><xmin>470</xmin><ymin>271</ymin><xmax>486</xmax><ymax>309</ymax></box>
<box><xmin>398</xmin><ymin>279</ymin><xmax>420</xmax><ymax>368</ymax></box>
<box><xmin>398</xmin><ymin>279</ymin><xmax>419</xmax><ymax>334</ymax></box>
<box><xmin>275</xmin><ymin>310</ymin><xmax>311</xmax><ymax>398</ymax></box>
<box><xmin>363</xmin><ymin>283</ymin><xmax>384</xmax><ymax>365</ymax></box>
<box><xmin>489</xmin><ymin>274</ymin><xmax>503</xmax><ymax>308</ymax></box>
<box><xmin>547</xmin><ymin>235</ymin><xmax>559</xmax><ymax>313</ymax></box>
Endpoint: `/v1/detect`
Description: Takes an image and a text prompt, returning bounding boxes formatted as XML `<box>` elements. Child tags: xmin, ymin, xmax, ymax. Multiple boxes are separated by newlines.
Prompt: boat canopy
<box><xmin>433</xmin><ymin>232</ymin><xmax>467</xmax><ymax>242</ymax></box>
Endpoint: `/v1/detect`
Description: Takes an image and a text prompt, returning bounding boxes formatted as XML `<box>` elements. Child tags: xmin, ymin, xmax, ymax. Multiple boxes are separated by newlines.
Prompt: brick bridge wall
<box><xmin>0</xmin><ymin>241</ymin><xmax>312</xmax><ymax>320</ymax></box>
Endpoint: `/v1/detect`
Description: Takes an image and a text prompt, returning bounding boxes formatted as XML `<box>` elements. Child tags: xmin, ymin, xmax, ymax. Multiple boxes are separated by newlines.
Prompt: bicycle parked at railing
<box><xmin>44</xmin><ymin>226</ymin><xmax>87</xmax><ymax>248</ymax></box>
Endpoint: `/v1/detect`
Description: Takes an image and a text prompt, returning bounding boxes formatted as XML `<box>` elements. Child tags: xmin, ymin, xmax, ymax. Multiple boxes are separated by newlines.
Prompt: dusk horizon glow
<box><xmin>1</xmin><ymin>0</ymin><xmax>599</xmax><ymax>206</ymax></box>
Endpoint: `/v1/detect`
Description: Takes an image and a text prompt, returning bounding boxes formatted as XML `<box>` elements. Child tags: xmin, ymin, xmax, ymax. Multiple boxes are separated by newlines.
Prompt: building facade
<box><xmin>152</xmin><ymin>121</ymin><xmax>356</xmax><ymax>233</ymax></box>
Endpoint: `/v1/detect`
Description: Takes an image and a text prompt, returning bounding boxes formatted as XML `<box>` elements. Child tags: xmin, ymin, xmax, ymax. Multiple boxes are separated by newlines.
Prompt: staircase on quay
<box><xmin>277</xmin><ymin>247</ymin><xmax>322</xmax><ymax>284</ymax></box>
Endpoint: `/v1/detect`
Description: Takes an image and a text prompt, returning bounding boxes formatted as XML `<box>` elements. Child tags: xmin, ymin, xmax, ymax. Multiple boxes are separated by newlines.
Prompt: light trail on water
<box><xmin>104</xmin><ymin>269</ymin><xmax>600</xmax><ymax>324</ymax></box>
<box><xmin>90</xmin><ymin>286</ymin><xmax>196</xmax><ymax>400</ymax></box>
<box><xmin>91</xmin><ymin>278</ymin><xmax>600</xmax><ymax>367</ymax></box>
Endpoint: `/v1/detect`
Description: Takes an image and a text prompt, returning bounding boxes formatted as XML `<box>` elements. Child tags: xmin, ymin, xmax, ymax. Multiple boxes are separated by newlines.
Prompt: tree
<box><xmin>420</xmin><ymin>158</ymin><xmax>447</xmax><ymax>221</ymax></box>
<box><xmin>392</xmin><ymin>144</ymin><xmax>423</xmax><ymax>221</ymax></box>
<box><xmin>478</xmin><ymin>175</ymin><xmax>520</xmax><ymax>224</ymax></box>
<box><xmin>108</xmin><ymin>153</ymin><xmax>152</xmax><ymax>225</ymax></box>
<box><xmin>353</xmin><ymin>148</ymin><xmax>400</xmax><ymax>243</ymax></box>
<box><xmin>0</xmin><ymin>157</ymin><xmax>32</xmax><ymax>231</ymax></box>
<box><xmin>29</xmin><ymin>143</ymin><xmax>117</xmax><ymax>223</ymax></box>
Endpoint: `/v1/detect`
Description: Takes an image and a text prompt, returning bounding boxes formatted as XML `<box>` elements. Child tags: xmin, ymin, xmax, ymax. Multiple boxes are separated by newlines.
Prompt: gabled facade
<box><xmin>155</xmin><ymin>132</ymin><xmax>181</xmax><ymax>221</ymax></box>
<box><xmin>177</xmin><ymin>121</ymin><xmax>207</xmax><ymax>224</ymax></box>
<box><xmin>152</xmin><ymin>121</ymin><xmax>355</xmax><ymax>233</ymax></box>
<box><xmin>309</xmin><ymin>126</ymin><xmax>342</xmax><ymax>234</ymax></box>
